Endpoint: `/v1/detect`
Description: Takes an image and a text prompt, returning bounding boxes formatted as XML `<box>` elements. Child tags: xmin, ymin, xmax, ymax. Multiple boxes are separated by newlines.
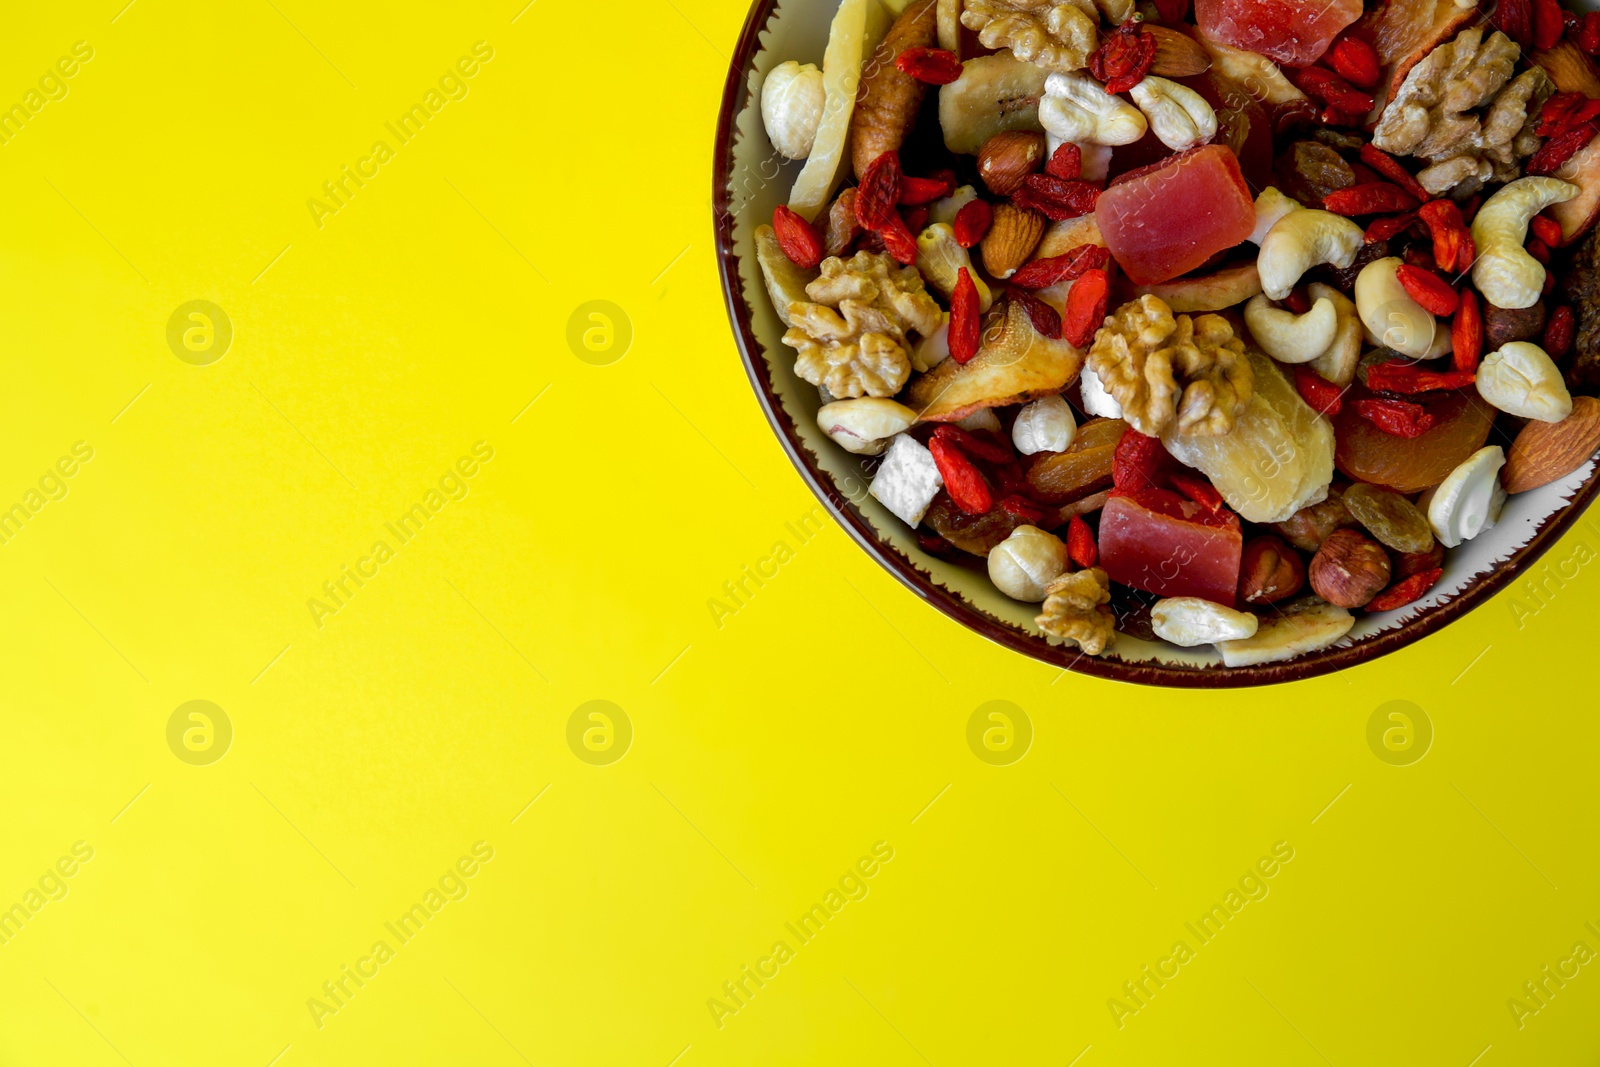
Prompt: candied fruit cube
<box><xmin>1094</xmin><ymin>145</ymin><xmax>1257</xmax><ymax>286</ymax></box>
<box><xmin>1194</xmin><ymin>0</ymin><xmax>1363</xmax><ymax>67</ymax></box>
<box><xmin>1097</xmin><ymin>488</ymin><xmax>1243</xmax><ymax>605</ymax></box>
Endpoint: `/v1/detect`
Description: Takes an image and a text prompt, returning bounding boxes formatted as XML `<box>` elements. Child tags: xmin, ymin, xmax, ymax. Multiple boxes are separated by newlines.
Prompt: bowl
<box><xmin>711</xmin><ymin>0</ymin><xmax>1600</xmax><ymax>686</ymax></box>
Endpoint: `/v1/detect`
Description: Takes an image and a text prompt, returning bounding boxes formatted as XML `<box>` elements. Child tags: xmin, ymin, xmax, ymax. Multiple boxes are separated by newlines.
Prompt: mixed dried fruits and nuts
<box><xmin>751</xmin><ymin>0</ymin><xmax>1600</xmax><ymax>666</ymax></box>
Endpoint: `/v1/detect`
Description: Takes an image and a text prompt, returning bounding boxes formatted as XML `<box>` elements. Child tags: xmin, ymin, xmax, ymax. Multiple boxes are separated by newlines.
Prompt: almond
<box><xmin>1146</xmin><ymin>25</ymin><xmax>1210</xmax><ymax>78</ymax></box>
<box><xmin>980</xmin><ymin>202</ymin><xmax>1046</xmax><ymax>279</ymax></box>
<box><xmin>1502</xmin><ymin>395</ymin><xmax>1600</xmax><ymax>493</ymax></box>
<box><xmin>977</xmin><ymin>130</ymin><xmax>1045</xmax><ymax>197</ymax></box>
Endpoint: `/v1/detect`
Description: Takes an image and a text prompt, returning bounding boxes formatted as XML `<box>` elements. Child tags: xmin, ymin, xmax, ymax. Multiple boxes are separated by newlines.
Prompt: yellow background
<box><xmin>2</xmin><ymin>1</ymin><xmax>1598</xmax><ymax>1064</ymax></box>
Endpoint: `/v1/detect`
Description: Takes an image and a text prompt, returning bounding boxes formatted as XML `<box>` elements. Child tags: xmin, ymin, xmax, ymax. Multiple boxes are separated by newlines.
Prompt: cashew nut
<box><xmin>1354</xmin><ymin>257</ymin><xmax>1437</xmax><ymax>360</ymax></box>
<box><xmin>1257</xmin><ymin>209</ymin><xmax>1364</xmax><ymax>301</ymax></box>
<box><xmin>1129</xmin><ymin>76</ymin><xmax>1218</xmax><ymax>151</ymax></box>
<box><xmin>1306</xmin><ymin>283</ymin><xmax>1362</xmax><ymax>386</ymax></box>
<box><xmin>1248</xmin><ymin>187</ymin><xmax>1304</xmax><ymax>245</ymax></box>
<box><xmin>1471</xmin><ymin>177</ymin><xmax>1580</xmax><ymax>311</ymax></box>
<box><xmin>1039</xmin><ymin>71</ymin><xmax>1147</xmax><ymax>147</ymax></box>
<box><xmin>818</xmin><ymin>398</ymin><xmax>919</xmax><ymax>455</ymax></box>
<box><xmin>928</xmin><ymin>184</ymin><xmax>979</xmax><ymax>227</ymax></box>
<box><xmin>1477</xmin><ymin>341</ymin><xmax>1574</xmax><ymax>423</ymax></box>
<box><xmin>1152</xmin><ymin>597</ymin><xmax>1259</xmax><ymax>646</ymax></box>
<box><xmin>1422</xmin><ymin>446</ymin><xmax>1507</xmax><ymax>548</ymax></box>
<box><xmin>917</xmin><ymin>223</ymin><xmax>993</xmax><ymax>311</ymax></box>
<box><xmin>1244</xmin><ymin>294</ymin><xmax>1339</xmax><ymax>365</ymax></box>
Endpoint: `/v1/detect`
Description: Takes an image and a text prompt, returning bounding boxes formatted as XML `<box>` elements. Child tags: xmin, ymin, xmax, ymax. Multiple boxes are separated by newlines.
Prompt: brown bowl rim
<box><xmin>709</xmin><ymin>0</ymin><xmax>1600</xmax><ymax>688</ymax></box>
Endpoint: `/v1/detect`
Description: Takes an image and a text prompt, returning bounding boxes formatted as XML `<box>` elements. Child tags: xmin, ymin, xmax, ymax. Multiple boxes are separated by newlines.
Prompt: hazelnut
<box><xmin>978</xmin><ymin>130</ymin><xmax>1045</xmax><ymax>197</ymax></box>
<box><xmin>1237</xmin><ymin>534</ymin><xmax>1306</xmax><ymax>605</ymax></box>
<box><xmin>988</xmin><ymin>525</ymin><xmax>1069</xmax><ymax>602</ymax></box>
<box><xmin>1273</xmin><ymin>491</ymin><xmax>1354</xmax><ymax>553</ymax></box>
<box><xmin>1308</xmin><ymin>529</ymin><xmax>1391</xmax><ymax>609</ymax></box>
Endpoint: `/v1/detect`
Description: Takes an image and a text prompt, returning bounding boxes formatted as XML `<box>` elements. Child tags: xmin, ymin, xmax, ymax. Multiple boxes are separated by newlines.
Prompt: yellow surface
<box><xmin>3</xmin><ymin>2</ymin><xmax>1599</xmax><ymax>1065</ymax></box>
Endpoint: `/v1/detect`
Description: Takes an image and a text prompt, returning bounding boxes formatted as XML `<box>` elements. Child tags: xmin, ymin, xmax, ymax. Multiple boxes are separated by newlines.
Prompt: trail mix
<box><xmin>752</xmin><ymin>0</ymin><xmax>1600</xmax><ymax>666</ymax></box>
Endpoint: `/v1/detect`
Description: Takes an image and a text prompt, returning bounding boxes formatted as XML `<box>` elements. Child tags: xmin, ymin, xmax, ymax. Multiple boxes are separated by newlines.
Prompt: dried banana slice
<box><xmin>1217</xmin><ymin>598</ymin><xmax>1354</xmax><ymax>667</ymax></box>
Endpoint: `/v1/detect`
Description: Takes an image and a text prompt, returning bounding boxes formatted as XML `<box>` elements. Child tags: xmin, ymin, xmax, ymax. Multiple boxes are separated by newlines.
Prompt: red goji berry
<box><xmin>917</xmin><ymin>531</ymin><xmax>957</xmax><ymax>557</ymax></box>
<box><xmin>1008</xmin><ymin>244</ymin><xmax>1110</xmax><ymax>288</ymax></box>
<box><xmin>854</xmin><ymin>151</ymin><xmax>902</xmax><ymax>230</ymax></box>
<box><xmin>949</xmin><ymin>267</ymin><xmax>981</xmax><ymax>364</ymax></box>
<box><xmin>1000</xmin><ymin>495</ymin><xmax>1051</xmax><ymax>524</ymax></box>
<box><xmin>1045</xmin><ymin>142</ymin><xmax>1082</xmax><ymax>180</ymax></box>
<box><xmin>1323</xmin><ymin>182</ymin><xmax>1420</xmax><ymax>217</ymax></box>
<box><xmin>1011</xmin><ymin>290</ymin><xmax>1063</xmax><ymax>339</ymax></box>
<box><xmin>1112</xmin><ymin>430</ymin><xmax>1172</xmax><ymax>492</ymax></box>
<box><xmin>1528</xmin><ymin>122</ymin><xmax>1599</xmax><ymax>176</ymax></box>
<box><xmin>1460</xmin><ymin>195</ymin><xmax>1483</xmax><ymax>225</ymax></box>
<box><xmin>933</xmin><ymin>423</ymin><xmax>1013</xmax><ymax>464</ymax></box>
<box><xmin>1293</xmin><ymin>365</ymin><xmax>1345</xmax><ymax>417</ymax></box>
<box><xmin>1365</xmin><ymin>211</ymin><xmax>1419</xmax><ymax>244</ymax></box>
<box><xmin>1418</xmin><ymin>199</ymin><xmax>1475</xmax><ymax>274</ymax></box>
<box><xmin>1365</xmin><ymin>360</ymin><xmax>1474</xmax><ymax>394</ymax></box>
<box><xmin>899</xmin><ymin>175</ymin><xmax>953</xmax><ymax>205</ymax></box>
<box><xmin>1582</xmin><ymin>11</ymin><xmax>1600</xmax><ymax>55</ymax></box>
<box><xmin>1530</xmin><ymin>214</ymin><xmax>1564</xmax><ymax>248</ymax></box>
<box><xmin>1366</xmin><ymin>568</ymin><xmax>1443</xmax><ymax>612</ymax></box>
<box><xmin>1067</xmin><ymin>514</ymin><xmax>1097</xmax><ymax>568</ymax></box>
<box><xmin>1292</xmin><ymin>66</ymin><xmax>1375</xmax><ymax>115</ymax></box>
<box><xmin>879</xmin><ymin>212</ymin><xmax>918</xmax><ymax>265</ymax></box>
<box><xmin>1545</xmin><ymin>269</ymin><xmax>1557</xmax><ymax>296</ymax></box>
<box><xmin>901</xmin><ymin>205</ymin><xmax>929</xmax><ymax>233</ymax></box>
<box><xmin>1544</xmin><ymin>304</ymin><xmax>1576</xmax><ymax>358</ymax></box>
<box><xmin>1013</xmin><ymin>174</ymin><xmax>1100</xmax><ymax>221</ymax></box>
<box><xmin>952</xmin><ymin>199</ymin><xmax>992</xmax><ymax>248</ymax></box>
<box><xmin>928</xmin><ymin>436</ymin><xmax>993</xmax><ymax>515</ymax></box>
<box><xmin>1527</xmin><ymin>237</ymin><xmax>1551</xmax><ymax>265</ymax></box>
<box><xmin>1357</xmin><ymin>144</ymin><xmax>1431</xmax><ymax>200</ymax></box>
<box><xmin>1170</xmin><ymin>471</ymin><xmax>1223</xmax><ymax>513</ymax></box>
<box><xmin>772</xmin><ymin>205</ymin><xmax>823</xmax><ymax>269</ymax></box>
<box><xmin>1534</xmin><ymin>0</ymin><xmax>1566</xmax><ymax>51</ymax></box>
<box><xmin>1063</xmin><ymin>268</ymin><xmax>1110</xmax><ymax>348</ymax></box>
<box><xmin>1327</xmin><ymin>36</ymin><xmax>1381</xmax><ymax>90</ymax></box>
<box><xmin>1538</xmin><ymin>92</ymin><xmax>1600</xmax><ymax>137</ymax></box>
<box><xmin>1089</xmin><ymin>19</ymin><xmax>1156</xmax><ymax>95</ymax></box>
<box><xmin>1492</xmin><ymin>0</ymin><xmax>1534</xmax><ymax>48</ymax></box>
<box><xmin>1354</xmin><ymin>398</ymin><xmax>1437</xmax><ymax>438</ymax></box>
<box><xmin>1395</xmin><ymin>263</ymin><xmax>1461</xmax><ymax>316</ymax></box>
<box><xmin>1453</xmin><ymin>289</ymin><xmax>1483</xmax><ymax>374</ymax></box>
<box><xmin>895</xmin><ymin>46</ymin><xmax>964</xmax><ymax>84</ymax></box>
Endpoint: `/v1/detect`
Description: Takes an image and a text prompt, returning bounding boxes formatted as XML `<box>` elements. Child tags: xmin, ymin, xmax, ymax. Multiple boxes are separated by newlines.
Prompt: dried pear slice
<box><xmin>1161</xmin><ymin>349</ymin><xmax>1335</xmax><ymax>524</ymax></box>
<box><xmin>903</xmin><ymin>300</ymin><xmax>1083</xmax><ymax>422</ymax></box>
<box><xmin>788</xmin><ymin>0</ymin><xmax>894</xmax><ymax>222</ymax></box>
<box><xmin>753</xmin><ymin>225</ymin><xmax>819</xmax><ymax>328</ymax></box>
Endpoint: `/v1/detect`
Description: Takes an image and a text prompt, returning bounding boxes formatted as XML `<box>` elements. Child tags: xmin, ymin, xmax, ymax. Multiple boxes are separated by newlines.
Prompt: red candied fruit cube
<box><xmin>1094</xmin><ymin>145</ymin><xmax>1257</xmax><ymax>286</ymax></box>
<box><xmin>1097</xmin><ymin>488</ymin><xmax>1244</xmax><ymax>606</ymax></box>
<box><xmin>1194</xmin><ymin>0</ymin><xmax>1364</xmax><ymax>67</ymax></box>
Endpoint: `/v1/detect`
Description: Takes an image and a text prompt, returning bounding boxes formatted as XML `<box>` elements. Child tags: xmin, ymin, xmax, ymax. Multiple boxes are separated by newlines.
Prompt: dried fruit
<box><xmin>1170</xmin><ymin>471</ymin><xmax>1223</xmax><ymax>513</ymax></box>
<box><xmin>1334</xmin><ymin>387</ymin><xmax>1496</xmax><ymax>493</ymax></box>
<box><xmin>1453</xmin><ymin>288</ymin><xmax>1484</xmax><ymax>374</ymax></box>
<box><xmin>1277</xmin><ymin>141</ymin><xmax>1356</xmax><ymax>208</ymax></box>
<box><xmin>1000</xmin><ymin>495</ymin><xmax>1053</xmax><ymax>524</ymax></box>
<box><xmin>896</xmin><ymin>46</ymin><xmax>964</xmax><ymax>84</ymax></box>
<box><xmin>1292</xmin><ymin>66</ymin><xmax>1375</xmax><ymax>116</ymax></box>
<box><xmin>1096</xmin><ymin>145</ymin><xmax>1256</xmax><ymax>285</ymax></box>
<box><xmin>1394</xmin><ymin>263</ymin><xmax>1460</xmax><ymax>316</ymax></box>
<box><xmin>1365</xmin><ymin>567</ymin><xmax>1443</xmax><ymax>611</ymax></box>
<box><xmin>1309</xmin><ymin>528</ymin><xmax>1391</xmax><ymax>609</ymax></box>
<box><xmin>851</xmin><ymin>0</ymin><xmax>938</xmax><ymax>179</ymax></box>
<box><xmin>1027</xmin><ymin>417</ymin><xmax>1128</xmax><ymax>503</ymax></box>
<box><xmin>879</xmin><ymin>212</ymin><xmax>920</xmax><ymax>265</ymax></box>
<box><xmin>1089</xmin><ymin>19</ymin><xmax>1158</xmax><ymax>96</ymax></box>
<box><xmin>1045</xmin><ymin>142</ymin><xmax>1082</xmax><ymax>180</ymax></box>
<box><xmin>1008</xmin><ymin>244</ymin><xmax>1110</xmax><ymax>288</ymax></box>
<box><xmin>1098</xmin><ymin>488</ymin><xmax>1244</xmax><ymax>605</ymax></box>
<box><xmin>949</xmin><ymin>267</ymin><xmax>982</xmax><ymax>363</ymax></box>
<box><xmin>1529</xmin><ymin>214</ymin><xmax>1565</xmax><ymax>248</ymax></box>
<box><xmin>1502</xmin><ymin>395</ymin><xmax>1600</xmax><ymax>491</ymax></box>
<box><xmin>823</xmin><ymin>189</ymin><xmax>864</xmax><ymax>257</ymax></box>
<box><xmin>952</xmin><ymin>199</ymin><xmax>993</xmax><ymax>247</ymax></box>
<box><xmin>1363</xmin><ymin>361</ymin><xmax>1474</xmax><ymax>395</ymax></box>
<box><xmin>1354</xmin><ymin>397</ymin><xmax>1436</xmax><ymax>438</ymax></box>
<box><xmin>1294</xmin><ymin>365</ymin><xmax>1345</xmax><ymax>417</ymax></box>
<box><xmin>899</xmin><ymin>175</ymin><xmax>954</xmax><ymax>205</ymax></box>
<box><xmin>1528</xmin><ymin>121</ymin><xmax>1598</xmax><ymax>176</ymax></box>
<box><xmin>978</xmin><ymin>130</ymin><xmax>1046</xmax><ymax>196</ymax></box>
<box><xmin>1491</xmin><ymin>0</ymin><xmax>1533</xmax><ymax>50</ymax></box>
<box><xmin>1342</xmin><ymin>482</ymin><xmax>1435</xmax><ymax>554</ymax></box>
<box><xmin>772</xmin><ymin>205</ymin><xmax>825</xmax><ymax>269</ymax></box>
<box><xmin>1012</xmin><ymin>173</ymin><xmax>1100</xmax><ymax>221</ymax></box>
<box><xmin>929</xmin><ymin>435</ymin><xmax>994</xmax><ymax>514</ymax></box>
<box><xmin>1067</xmin><ymin>513</ymin><xmax>1097</xmax><ymax>567</ymax></box>
<box><xmin>1064</xmin><ymin>267</ymin><xmax>1111</xmax><ymax>348</ymax></box>
<box><xmin>1357</xmin><ymin>145</ymin><xmax>1431</xmax><ymax>204</ymax></box>
<box><xmin>1365</xmin><ymin>212</ymin><xmax>1418</xmax><ymax>245</ymax></box>
<box><xmin>1237</xmin><ymin>534</ymin><xmax>1307</xmax><ymax>605</ymax></box>
<box><xmin>1112</xmin><ymin>429</ymin><xmax>1175</xmax><ymax>492</ymax></box>
<box><xmin>1194</xmin><ymin>0</ymin><xmax>1363</xmax><ymax>68</ymax></box>
<box><xmin>1012</xmin><ymin>290</ymin><xmax>1063</xmax><ymax>339</ymax></box>
<box><xmin>1544</xmin><ymin>303</ymin><xmax>1576</xmax><ymax>357</ymax></box>
<box><xmin>855</xmin><ymin>150</ymin><xmax>903</xmax><ymax>231</ymax></box>
<box><xmin>1328</xmin><ymin>35</ymin><xmax>1381</xmax><ymax>91</ymax></box>
<box><xmin>1323</xmin><ymin>183</ymin><xmax>1422</xmax><ymax>217</ymax></box>
<box><xmin>1418</xmin><ymin>199</ymin><xmax>1475</xmax><ymax>274</ymax></box>
<box><xmin>1533</xmin><ymin>0</ymin><xmax>1564</xmax><ymax>51</ymax></box>
<box><xmin>933</xmin><ymin>423</ymin><xmax>1013</xmax><ymax>463</ymax></box>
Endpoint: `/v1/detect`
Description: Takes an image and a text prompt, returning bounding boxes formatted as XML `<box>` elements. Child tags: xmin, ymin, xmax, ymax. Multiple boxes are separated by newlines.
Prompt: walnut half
<box><xmin>1085</xmin><ymin>294</ymin><xmax>1253</xmax><ymax>438</ymax></box>
<box><xmin>961</xmin><ymin>0</ymin><xmax>1101</xmax><ymax>74</ymax></box>
<box><xmin>1035</xmin><ymin>567</ymin><xmax>1116</xmax><ymax>655</ymax></box>
<box><xmin>783</xmin><ymin>252</ymin><xmax>943</xmax><ymax>399</ymax></box>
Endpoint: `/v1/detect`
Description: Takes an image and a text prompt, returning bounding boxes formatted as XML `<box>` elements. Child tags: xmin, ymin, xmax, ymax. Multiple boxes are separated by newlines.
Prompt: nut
<box><xmin>978</xmin><ymin>130</ymin><xmax>1046</xmax><ymax>195</ymax></box>
<box><xmin>1353</xmin><ymin>256</ymin><xmax>1437</xmax><ymax>360</ymax></box>
<box><xmin>817</xmin><ymin>397</ymin><xmax>919</xmax><ymax>455</ymax></box>
<box><xmin>1145</xmin><ymin>24</ymin><xmax>1210</xmax><ymax>78</ymax></box>
<box><xmin>1423</xmin><ymin>445</ymin><xmax>1507</xmax><ymax>547</ymax></box>
<box><xmin>1012</xmin><ymin>394</ymin><xmax>1076</xmax><ymax>455</ymax></box>
<box><xmin>1502</xmin><ymin>396</ymin><xmax>1600</xmax><ymax>493</ymax></box>
<box><xmin>1034</xmin><ymin>566</ymin><xmax>1116</xmax><ymax>655</ymax></box>
<box><xmin>1151</xmin><ymin>597</ymin><xmax>1259</xmax><ymax>646</ymax></box>
<box><xmin>961</xmin><ymin>0</ymin><xmax>1100</xmax><ymax>74</ymax></box>
<box><xmin>1243</xmin><ymin>293</ymin><xmax>1339</xmax><ymax>365</ymax></box>
<box><xmin>762</xmin><ymin>61</ymin><xmax>827</xmax><ymax>160</ymax></box>
<box><xmin>1477</xmin><ymin>342</ymin><xmax>1574</xmax><ymax>423</ymax></box>
<box><xmin>1257</xmin><ymin>209</ymin><xmax>1364</xmax><ymax>302</ymax></box>
<box><xmin>1471</xmin><ymin>176</ymin><xmax>1580</xmax><ymax>311</ymax></box>
<box><xmin>1483</xmin><ymin>301</ymin><xmax>1547</xmax><ymax>350</ymax></box>
<box><xmin>1248</xmin><ymin>187</ymin><xmax>1304</xmax><ymax>246</ymax></box>
<box><xmin>917</xmin><ymin>223</ymin><xmax>993</xmax><ymax>309</ymax></box>
<box><xmin>1038</xmin><ymin>70</ymin><xmax>1148</xmax><ymax>147</ymax></box>
<box><xmin>1129</xmin><ymin>76</ymin><xmax>1218</xmax><ymax>152</ymax></box>
<box><xmin>1306</xmin><ymin>283</ymin><xmax>1362</xmax><ymax>387</ymax></box>
<box><xmin>1308</xmin><ymin>529</ymin><xmax>1392</xmax><ymax>609</ymax></box>
<box><xmin>989</xmin><ymin>525</ymin><xmax>1069</xmax><ymax>601</ymax></box>
<box><xmin>1237</xmin><ymin>534</ymin><xmax>1307</xmax><ymax>605</ymax></box>
<box><xmin>981</xmin><ymin>202</ymin><xmax>1047</xmax><ymax>279</ymax></box>
<box><xmin>1273</xmin><ymin>491</ymin><xmax>1354</xmax><ymax>552</ymax></box>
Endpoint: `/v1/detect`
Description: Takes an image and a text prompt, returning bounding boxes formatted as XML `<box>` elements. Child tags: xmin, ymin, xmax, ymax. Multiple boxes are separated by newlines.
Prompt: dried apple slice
<box><xmin>789</xmin><ymin>0</ymin><xmax>894</xmax><ymax>221</ymax></box>
<box><xmin>903</xmin><ymin>300</ymin><xmax>1084</xmax><ymax>421</ymax></box>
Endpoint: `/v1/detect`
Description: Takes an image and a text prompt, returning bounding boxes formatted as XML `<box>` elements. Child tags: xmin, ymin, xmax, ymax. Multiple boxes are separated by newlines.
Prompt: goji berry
<box><xmin>1582</xmin><ymin>11</ymin><xmax>1600</xmax><ymax>54</ymax></box>
<box><xmin>1292</xmin><ymin>66</ymin><xmax>1375</xmax><ymax>115</ymax></box>
<box><xmin>1323</xmin><ymin>182</ymin><xmax>1420</xmax><ymax>216</ymax></box>
<box><xmin>1067</xmin><ymin>514</ymin><xmax>1097</xmax><ymax>568</ymax></box>
<box><xmin>1365</xmin><ymin>360</ymin><xmax>1474</xmax><ymax>394</ymax></box>
<box><xmin>1011</xmin><ymin>290</ymin><xmax>1063</xmax><ymax>339</ymax></box>
<box><xmin>772</xmin><ymin>205</ymin><xmax>823</xmax><ymax>269</ymax></box>
<box><xmin>895</xmin><ymin>46</ymin><xmax>964</xmax><ymax>84</ymax></box>
<box><xmin>1063</xmin><ymin>268</ymin><xmax>1110</xmax><ymax>348</ymax></box>
<box><xmin>1366</xmin><ymin>568</ymin><xmax>1443</xmax><ymax>612</ymax></box>
<box><xmin>949</xmin><ymin>267</ymin><xmax>981</xmax><ymax>364</ymax></box>
<box><xmin>1395</xmin><ymin>263</ymin><xmax>1461</xmax><ymax>316</ymax></box>
<box><xmin>1544</xmin><ymin>304</ymin><xmax>1576</xmax><ymax>358</ymax></box>
<box><xmin>1112</xmin><ymin>430</ymin><xmax>1172</xmax><ymax>492</ymax></box>
<box><xmin>1452</xmin><ymin>289</ymin><xmax>1483</xmax><ymax>374</ymax></box>
<box><xmin>1354</xmin><ymin>398</ymin><xmax>1436</xmax><ymax>438</ymax></box>
<box><xmin>933</xmin><ymin>423</ymin><xmax>1014</xmax><ymax>464</ymax></box>
<box><xmin>1327</xmin><ymin>36</ymin><xmax>1381</xmax><ymax>90</ymax></box>
<box><xmin>1170</xmin><ymin>471</ymin><xmax>1223</xmax><ymax>513</ymax></box>
<box><xmin>899</xmin><ymin>175</ymin><xmax>953</xmax><ymax>205</ymax></box>
<box><xmin>1293</xmin><ymin>365</ymin><xmax>1345</xmax><ymax>417</ymax></box>
<box><xmin>1008</xmin><ymin>244</ymin><xmax>1110</xmax><ymax>288</ymax></box>
<box><xmin>1537</xmin><ymin>92</ymin><xmax>1600</xmax><ymax>137</ymax></box>
<box><xmin>1545</xmin><ymin>269</ymin><xmax>1557</xmax><ymax>296</ymax></box>
<box><xmin>952</xmin><ymin>198</ymin><xmax>992</xmax><ymax>248</ymax></box>
<box><xmin>1527</xmin><ymin>237</ymin><xmax>1551</xmax><ymax>265</ymax></box>
<box><xmin>928</xmin><ymin>436</ymin><xmax>993</xmax><ymax>515</ymax></box>
<box><xmin>879</xmin><ymin>212</ymin><xmax>919</xmax><ymax>265</ymax></box>
<box><xmin>1365</xmin><ymin>211</ymin><xmax>1419</xmax><ymax>244</ymax></box>
<box><xmin>1013</xmin><ymin>174</ymin><xmax>1100</xmax><ymax>221</ymax></box>
<box><xmin>1000</xmin><ymin>495</ymin><xmax>1051</xmax><ymax>524</ymax></box>
<box><xmin>1530</xmin><ymin>214</ymin><xmax>1564</xmax><ymax>248</ymax></box>
<box><xmin>1418</xmin><ymin>199</ymin><xmax>1475</xmax><ymax>274</ymax></box>
<box><xmin>1361</xmin><ymin>147</ymin><xmax>1431</xmax><ymax>203</ymax></box>
<box><xmin>1528</xmin><ymin>122</ymin><xmax>1598</xmax><ymax>176</ymax></box>
<box><xmin>1491</xmin><ymin>0</ymin><xmax>1534</xmax><ymax>48</ymax></box>
<box><xmin>1045</xmin><ymin>142</ymin><xmax>1082</xmax><ymax>180</ymax></box>
<box><xmin>901</xmin><ymin>205</ymin><xmax>930</xmax><ymax>233</ymax></box>
<box><xmin>1534</xmin><ymin>0</ymin><xmax>1565</xmax><ymax>51</ymax></box>
<box><xmin>854</xmin><ymin>151</ymin><xmax>902</xmax><ymax>230</ymax></box>
<box><xmin>1089</xmin><ymin>20</ymin><xmax>1156</xmax><ymax>95</ymax></box>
